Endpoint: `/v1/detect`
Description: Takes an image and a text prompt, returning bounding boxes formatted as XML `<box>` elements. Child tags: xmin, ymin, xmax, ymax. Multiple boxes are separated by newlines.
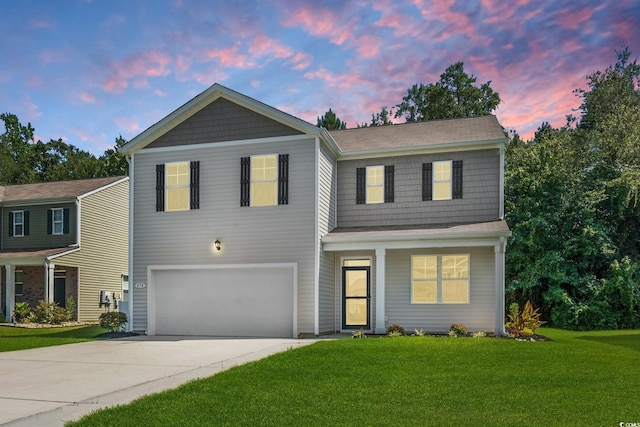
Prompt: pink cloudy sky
<box><xmin>1</xmin><ymin>0</ymin><xmax>639</xmax><ymax>155</ymax></box>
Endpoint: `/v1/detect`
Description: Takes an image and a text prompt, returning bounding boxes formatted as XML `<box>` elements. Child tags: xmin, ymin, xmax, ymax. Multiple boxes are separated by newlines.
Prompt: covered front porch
<box><xmin>322</xmin><ymin>221</ymin><xmax>511</xmax><ymax>335</ymax></box>
<box><xmin>0</xmin><ymin>247</ymin><xmax>79</xmax><ymax>322</ymax></box>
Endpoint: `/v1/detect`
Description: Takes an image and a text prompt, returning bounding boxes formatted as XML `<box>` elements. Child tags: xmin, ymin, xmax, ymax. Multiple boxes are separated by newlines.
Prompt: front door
<box><xmin>342</xmin><ymin>266</ymin><xmax>370</xmax><ymax>329</ymax></box>
<box><xmin>53</xmin><ymin>276</ymin><xmax>66</xmax><ymax>308</ymax></box>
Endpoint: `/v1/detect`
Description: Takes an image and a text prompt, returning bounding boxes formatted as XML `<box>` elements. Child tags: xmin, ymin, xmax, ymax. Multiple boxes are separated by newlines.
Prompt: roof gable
<box><xmin>0</xmin><ymin>176</ymin><xmax>127</xmax><ymax>203</ymax></box>
<box><xmin>121</xmin><ymin>83</ymin><xmax>324</xmax><ymax>154</ymax></box>
<box><xmin>145</xmin><ymin>97</ymin><xmax>303</xmax><ymax>150</ymax></box>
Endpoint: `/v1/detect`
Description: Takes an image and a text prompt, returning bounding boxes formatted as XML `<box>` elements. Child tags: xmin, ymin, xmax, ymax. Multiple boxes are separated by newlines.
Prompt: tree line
<box><xmin>0</xmin><ymin>113</ymin><xmax>128</xmax><ymax>185</ymax></box>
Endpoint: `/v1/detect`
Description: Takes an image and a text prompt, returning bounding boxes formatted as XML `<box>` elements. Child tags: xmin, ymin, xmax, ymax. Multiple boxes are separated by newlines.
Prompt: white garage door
<box><xmin>148</xmin><ymin>264</ymin><xmax>296</xmax><ymax>337</ymax></box>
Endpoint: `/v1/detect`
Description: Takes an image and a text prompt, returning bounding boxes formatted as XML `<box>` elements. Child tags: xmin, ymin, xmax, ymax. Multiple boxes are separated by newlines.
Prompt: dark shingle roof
<box><xmin>329</xmin><ymin>115</ymin><xmax>505</xmax><ymax>153</ymax></box>
<box><xmin>0</xmin><ymin>176</ymin><xmax>126</xmax><ymax>203</ymax></box>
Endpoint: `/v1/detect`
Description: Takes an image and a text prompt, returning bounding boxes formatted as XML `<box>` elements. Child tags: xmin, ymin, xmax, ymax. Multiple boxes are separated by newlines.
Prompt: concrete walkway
<box><xmin>0</xmin><ymin>336</ymin><xmax>317</xmax><ymax>426</ymax></box>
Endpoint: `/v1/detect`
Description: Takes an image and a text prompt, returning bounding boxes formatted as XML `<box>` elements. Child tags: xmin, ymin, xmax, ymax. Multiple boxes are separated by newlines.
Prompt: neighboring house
<box><xmin>119</xmin><ymin>84</ymin><xmax>510</xmax><ymax>338</ymax></box>
<box><xmin>0</xmin><ymin>176</ymin><xmax>129</xmax><ymax>322</ymax></box>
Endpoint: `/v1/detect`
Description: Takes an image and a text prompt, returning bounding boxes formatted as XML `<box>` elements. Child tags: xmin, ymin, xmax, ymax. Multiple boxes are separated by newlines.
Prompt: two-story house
<box><xmin>120</xmin><ymin>84</ymin><xmax>510</xmax><ymax>338</ymax></box>
<box><xmin>1</xmin><ymin>176</ymin><xmax>129</xmax><ymax>322</ymax></box>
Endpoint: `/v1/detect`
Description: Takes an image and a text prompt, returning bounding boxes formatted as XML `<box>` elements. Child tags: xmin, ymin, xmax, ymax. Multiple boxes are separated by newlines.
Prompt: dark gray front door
<box><xmin>342</xmin><ymin>266</ymin><xmax>370</xmax><ymax>329</ymax></box>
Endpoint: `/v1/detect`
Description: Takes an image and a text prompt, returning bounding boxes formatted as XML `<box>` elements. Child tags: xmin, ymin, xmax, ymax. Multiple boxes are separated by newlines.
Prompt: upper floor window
<box><xmin>155</xmin><ymin>161</ymin><xmax>200</xmax><ymax>212</ymax></box>
<box><xmin>11</xmin><ymin>210</ymin><xmax>25</xmax><ymax>237</ymax></box>
<box><xmin>423</xmin><ymin>160</ymin><xmax>463</xmax><ymax>201</ymax></box>
<box><xmin>356</xmin><ymin>165</ymin><xmax>394</xmax><ymax>204</ymax></box>
<box><xmin>412</xmin><ymin>254</ymin><xmax>469</xmax><ymax>304</ymax></box>
<box><xmin>240</xmin><ymin>154</ymin><xmax>289</xmax><ymax>207</ymax></box>
<box><xmin>47</xmin><ymin>208</ymin><xmax>69</xmax><ymax>235</ymax></box>
<box><xmin>51</xmin><ymin>208</ymin><xmax>64</xmax><ymax>235</ymax></box>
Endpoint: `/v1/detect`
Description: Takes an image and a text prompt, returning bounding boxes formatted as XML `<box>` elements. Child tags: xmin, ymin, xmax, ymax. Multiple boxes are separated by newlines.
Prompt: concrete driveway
<box><xmin>0</xmin><ymin>336</ymin><xmax>317</xmax><ymax>426</ymax></box>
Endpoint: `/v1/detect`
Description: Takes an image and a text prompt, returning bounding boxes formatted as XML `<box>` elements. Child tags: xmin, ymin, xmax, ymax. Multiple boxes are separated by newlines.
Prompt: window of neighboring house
<box><xmin>356</xmin><ymin>165</ymin><xmax>394</xmax><ymax>204</ymax></box>
<box><xmin>240</xmin><ymin>154</ymin><xmax>289</xmax><ymax>207</ymax></box>
<box><xmin>412</xmin><ymin>254</ymin><xmax>469</xmax><ymax>304</ymax></box>
<box><xmin>51</xmin><ymin>208</ymin><xmax>64</xmax><ymax>235</ymax></box>
<box><xmin>12</xmin><ymin>210</ymin><xmax>25</xmax><ymax>237</ymax></box>
<box><xmin>155</xmin><ymin>161</ymin><xmax>200</xmax><ymax>212</ymax></box>
<box><xmin>15</xmin><ymin>270</ymin><xmax>23</xmax><ymax>296</ymax></box>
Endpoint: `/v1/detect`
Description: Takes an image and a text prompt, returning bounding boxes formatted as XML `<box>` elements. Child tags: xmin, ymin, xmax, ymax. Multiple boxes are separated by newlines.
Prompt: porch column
<box><xmin>494</xmin><ymin>237</ymin><xmax>507</xmax><ymax>336</ymax></box>
<box><xmin>44</xmin><ymin>262</ymin><xmax>55</xmax><ymax>303</ymax></box>
<box><xmin>5</xmin><ymin>265</ymin><xmax>15</xmax><ymax>323</ymax></box>
<box><xmin>375</xmin><ymin>248</ymin><xmax>386</xmax><ymax>334</ymax></box>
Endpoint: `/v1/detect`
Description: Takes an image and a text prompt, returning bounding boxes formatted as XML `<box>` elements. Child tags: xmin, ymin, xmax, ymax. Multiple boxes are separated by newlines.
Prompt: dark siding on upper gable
<box><xmin>145</xmin><ymin>98</ymin><xmax>303</xmax><ymax>149</ymax></box>
<box><xmin>336</xmin><ymin>149</ymin><xmax>500</xmax><ymax>228</ymax></box>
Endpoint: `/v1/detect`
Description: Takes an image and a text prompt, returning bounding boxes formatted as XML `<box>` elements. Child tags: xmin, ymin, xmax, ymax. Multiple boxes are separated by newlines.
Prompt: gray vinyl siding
<box><xmin>131</xmin><ymin>138</ymin><xmax>317</xmax><ymax>333</ymax></box>
<box><xmin>385</xmin><ymin>247</ymin><xmax>495</xmax><ymax>333</ymax></box>
<box><xmin>337</xmin><ymin>149</ymin><xmax>500</xmax><ymax>228</ymax></box>
<box><xmin>2</xmin><ymin>202</ymin><xmax>77</xmax><ymax>249</ymax></box>
<box><xmin>318</xmin><ymin>144</ymin><xmax>337</xmax><ymax>333</ymax></box>
<box><xmin>55</xmin><ymin>180</ymin><xmax>129</xmax><ymax>321</ymax></box>
<box><xmin>145</xmin><ymin>98</ymin><xmax>303</xmax><ymax>149</ymax></box>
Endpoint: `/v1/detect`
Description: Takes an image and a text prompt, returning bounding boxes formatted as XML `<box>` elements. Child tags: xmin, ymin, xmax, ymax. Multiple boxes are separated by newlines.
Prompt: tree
<box><xmin>0</xmin><ymin>113</ymin><xmax>36</xmax><ymax>184</ymax></box>
<box><xmin>395</xmin><ymin>61</ymin><xmax>501</xmax><ymax>122</ymax></box>
<box><xmin>370</xmin><ymin>106</ymin><xmax>394</xmax><ymax>126</ymax></box>
<box><xmin>316</xmin><ymin>108</ymin><xmax>347</xmax><ymax>130</ymax></box>
<box><xmin>98</xmin><ymin>135</ymin><xmax>129</xmax><ymax>176</ymax></box>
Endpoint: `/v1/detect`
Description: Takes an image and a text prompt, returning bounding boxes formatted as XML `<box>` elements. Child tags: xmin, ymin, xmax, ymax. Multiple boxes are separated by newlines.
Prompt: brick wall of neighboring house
<box><xmin>16</xmin><ymin>266</ymin><xmax>46</xmax><ymax>307</ymax></box>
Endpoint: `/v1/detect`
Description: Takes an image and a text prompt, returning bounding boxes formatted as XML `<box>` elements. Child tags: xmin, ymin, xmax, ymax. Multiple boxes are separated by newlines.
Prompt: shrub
<box><xmin>13</xmin><ymin>302</ymin><xmax>32</xmax><ymax>323</ymax></box>
<box><xmin>66</xmin><ymin>296</ymin><xmax>77</xmax><ymax>321</ymax></box>
<box><xmin>449</xmin><ymin>323</ymin><xmax>468</xmax><ymax>337</ymax></box>
<box><xmin>28</xmin><ymin>300</ymin><xmax>70</xmax><ymax>324</ymax></box>
<box><xmin>99</xmin><ymin>311</ymin><xmax>128</xmax><ymax>332</ymax></box>
<box><xmin>413</xmin><ymin>329</ymin><xmax>426</xmax><ymax>337</ymax></box>
<box><xmin>351</xmin><ymin>330</ymin><xmax>367</xmax><ymax>339</ymax></box>
<box><xmin>472</xmin><ymin>331</ymin><xmax>487</xmax><ymax>338</ymax></box>
<box><xmin>505</xmin><ymin>301</ymin><xmax>545</xmax><ymax>337</ymax></box>
<box><xmin>386</xmin><ymin>324</ymin><xmax>405</xmax><ymax>336</ymax></box>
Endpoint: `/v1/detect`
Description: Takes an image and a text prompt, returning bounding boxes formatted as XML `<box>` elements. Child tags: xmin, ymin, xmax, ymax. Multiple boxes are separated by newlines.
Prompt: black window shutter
<box><xmin>63</xmin><ymin>208</ymin><xmax>70</xmax><ymax>234</ymax></box>
<box><xmin>8</xmin><ymin>212</ymin><xmax>13</xmax><ymax>236</ymax></box>
<box><xmin>278</xmin><ymin>154</ymin><xmax>289</xmax><ymax>205</ymax></box>
<box><xmin>452</xmin><ymin>160</ymin><xmax>463</xmax><ymax>199</ymax></box>
<box><xmin>240</xmin><ymin>157</ymin><xmax>250</xmax><ymax>207</ymax></box>
<box><xmin>422</xmin><ymin>163</ymin><xmax>433</xmax><ymax>201</ymax></box>
<box><xmin>190</xmin><ymin>161</ymin><xmax>200</xmax><ymax>209</ymax></box>
<box><xmin>384</xmin><ymin>165</ymin><xmax>394</xmax><ymax>203</ymax></box>
<box><xmin>24</xmin><ymin>211</ymin><xmax>29</xmax><ymax>236</ymax></box>
<box><xmin>356</xmin><ymin>167</ymin><xmax>366</xmax><ymax>204</ymax></box>
<box><xmin>47</xmin><ymin>209</ymin><xmax>53</xmax><ymax>234</ymax></box>
<box><xmin>156</xmin><ymin>164</ymin><xmax>165</xmax><ymax>212</ymax></box>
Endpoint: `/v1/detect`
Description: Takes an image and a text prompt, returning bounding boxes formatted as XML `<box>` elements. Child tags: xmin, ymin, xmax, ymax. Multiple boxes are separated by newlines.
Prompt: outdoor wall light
<box><xmin>214</xmin><ymin>239</ymin><xmax>222</xmax><ymax>251</ymax></box>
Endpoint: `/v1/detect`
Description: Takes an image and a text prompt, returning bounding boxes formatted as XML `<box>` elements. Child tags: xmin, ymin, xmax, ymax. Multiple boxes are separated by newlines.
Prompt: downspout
<box><xmin>126</xmin><ymin>154</ymin><xmax>134</xmax><ymax>332</ymax></box>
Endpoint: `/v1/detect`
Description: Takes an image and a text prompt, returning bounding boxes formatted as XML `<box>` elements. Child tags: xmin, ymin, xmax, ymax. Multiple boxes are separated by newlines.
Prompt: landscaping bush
<box><xmin>505</xmin><ymin>301</ymin><xmax>544</xmax><ymax>337</ymax></box>
<box><xmin>449</xmin><ymin>323</ymin><xmax>468</xmax><ymax>337</ymax></box>
<box><xmin>13</xmin><ymin>302</ymin><xmax>32</xmax><ymax>323</ymax></box>
<box><xmin>66</xmin><ymin>296</ymin><xmax>77</xmax><ymax>321</ymax></box>
<box><xmin>28</xmin><ymin>301</ymin><xmax>70</xmax><ymax>324</ymax></box>
<box><xmin>386</xmin><ymin>324</ymin><xmax>405</xmax><ymax>337</ymax></box>
<box><xmin>99</xmin><ymin>311</ymin><xmax>127</xmax><ymax>332</ymax></box>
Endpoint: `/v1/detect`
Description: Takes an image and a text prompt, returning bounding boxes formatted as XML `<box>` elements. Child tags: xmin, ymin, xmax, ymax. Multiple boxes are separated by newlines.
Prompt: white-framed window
<box><xmin>412</xmin><ymin>254</ymin><xmax>469</xmax><ymax>304</ymax></box>
<box><xmin>51</xmin><ymin>208</ymin><xmax>64</xmax><ymax>235</ymax></box>
<box><xmin>366</xmin><ymin>165</ymin><xmax>384</xmax><ymax>204</ymax></box>
<box><xmin>165</xmin><ymin>161</ymin><xmax>190</xmax><ymax>211</ymax></box>
<box><xmin>15</xmin><ymin>270</ymin><xmax>24</xmax><ymax>296</ymax></box>
<box><xmin>251</xmin><ymin>154</ymin><xmax>278</xmax><ymax>207</ymax></box>
<box><xmin>12</xmin><ymin>210</ymin><xmax>24</xmax><ymax>237</ymax></box>
<box><xmin>433</xmin><ymin>161</ymin><xmax>452</xmax><ymax>200</ymax></box>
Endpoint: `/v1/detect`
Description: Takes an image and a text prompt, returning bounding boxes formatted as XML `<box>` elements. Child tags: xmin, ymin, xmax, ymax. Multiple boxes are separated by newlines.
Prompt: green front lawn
<box><xmin>69</xmin><ymin>328</ymin><xmax>640</xmax><ymax>426</ymax></box>
<box><xmin>0</xmin><ymin>325</ymin><xmax>106</xmax><ymax>352</ymax></box>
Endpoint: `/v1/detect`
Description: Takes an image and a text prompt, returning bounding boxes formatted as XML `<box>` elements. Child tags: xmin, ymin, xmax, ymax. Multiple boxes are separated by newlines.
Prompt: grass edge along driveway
<box><xmin>0</xmin><ymin>325</ymin><xmax>106</xmax><ymax>352</ymax></box>
<box><xmin>68</xmin><ymin>328</ymin><xmax>640</xmax><ymax>427</ymax></box>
